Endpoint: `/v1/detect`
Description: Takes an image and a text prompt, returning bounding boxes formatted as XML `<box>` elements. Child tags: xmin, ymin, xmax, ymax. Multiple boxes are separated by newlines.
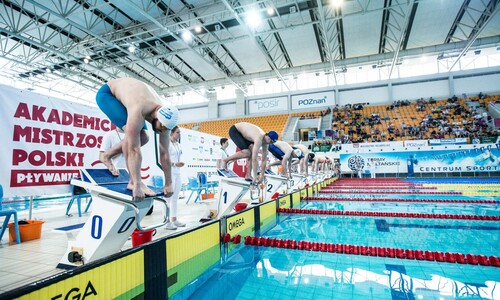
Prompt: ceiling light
<box><xmin>246</xmin><ymin>10</ymin><xmax>262</xmax><ymax>28</ymax></box>
<box><xmin>128</xmin><ymin>45</ymin><xmax>136</xmax><ymax>53</ymax></box>
<box><xmin>331</xmin><ymin>0</ymin><xmax>343</xmax><ymax>7</ymax></box>
<box><xmin>267</xmin><ymin>7</ymin><xmax>274</xmax><ymax>15</ymax></box>
<box><xmin>85</xmin><ymin>55</ymin><xmax>91</xmax><ymax>60</ymax></box>
<box><xmin>195</xmin><ymin>26</ymin><xmax>202</xmax><ymax>33</ymax></box>
<box><xmin>181</xmin><ymin>30</ymin><xmax>192</xmax><ymax>42</ymax></box>
<box><xmin>83</xmin><ymin>58</ymin><xmax>89</xmax><ymax>64</ymax></box>
<box><xmin>45</xmin><ymin>68</ymin><xmax>51</xmax><ymax>73</ymax></box>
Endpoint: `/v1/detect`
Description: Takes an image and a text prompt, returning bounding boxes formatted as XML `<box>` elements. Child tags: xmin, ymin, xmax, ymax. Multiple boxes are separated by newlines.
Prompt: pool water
<box><xmin>184</xmin><ymin>246</ymin><xmax>499</xmax><ymax>300</ymax></box>
<box><xmin>172</xmin><ymin>182</ymin><xmax>500</xmax><ymax>300</ymax></box>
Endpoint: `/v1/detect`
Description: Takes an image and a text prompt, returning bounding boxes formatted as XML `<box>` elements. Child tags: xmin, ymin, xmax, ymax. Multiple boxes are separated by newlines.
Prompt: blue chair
<box><xmin>0</xmin><ymin>185</ymin><xmax>21</xmax><ymax>244</ymax></box>
<box><xmin>65</xmin><ymin>183</ymin><xmax>92</xmax><ymax>217</ymax></box>
<box><xmin>198</xmin><ymin>173</ymin><xmax>217</xmax><ymax>194</ymax></box>
<box><xmin>186</xmin><ymin>176</ymin><xmax>207</xmax><ymax>204</ymax></box>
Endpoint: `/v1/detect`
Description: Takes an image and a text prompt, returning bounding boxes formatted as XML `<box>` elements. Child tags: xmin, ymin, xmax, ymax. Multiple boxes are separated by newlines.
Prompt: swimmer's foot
<box><xmin>127</xmin><ymin>182</ymin><xmax>156</xmax><ymax>197</ymax></box>
<box><xmin>141</xmin><ymin>182</ymin><xmax>156</xmax><ymax>197</ymax></box>
<box><xmin>101</xmin><ymin>157</ymin><xmax>119</xmax><ymax>176</ymax></box>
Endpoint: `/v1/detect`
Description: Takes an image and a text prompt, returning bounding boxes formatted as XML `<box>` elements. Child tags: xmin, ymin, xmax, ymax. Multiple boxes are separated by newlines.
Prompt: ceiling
<box><xmin>0</xmin><ymin>0</ymin><xmax>499</xmax><ymax>102</ymax></box>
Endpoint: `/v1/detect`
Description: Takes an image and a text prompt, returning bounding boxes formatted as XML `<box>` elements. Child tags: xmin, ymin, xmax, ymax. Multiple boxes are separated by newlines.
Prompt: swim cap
<box><xmin>293</xmin><ymin>148</ymin><xmax>303</xmax><ymax>159</ymax></box>
<box><xmin>267</xmin><ymin>130</ymin><xmax>279</xmax><ymax>142</ymax></box>
<box><xmin>308</xmin><ymin>152</ymin><xmax>315</xmax><ymax>162</ymax></box>
<box><xmin>157</xmin><ymin>106</ymin><xmax>179</xmax><ymax>130</ymax></box>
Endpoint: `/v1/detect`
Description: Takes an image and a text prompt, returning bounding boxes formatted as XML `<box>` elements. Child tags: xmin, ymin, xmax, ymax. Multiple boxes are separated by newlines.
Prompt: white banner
<box><xmin>0</xmin><ymin>84</ymin><xmax>231</xmax><ymax>197</ymax></box>
<box><xmin>248</xmin><ymin>96</ymin><xmax>288</xmax><ymax>114</ymax></box>
<box><xmin>403</xmin><ymin>140</ymin><xmax>429</xmax><ymax>148</ymax></box>
<box><xmin>429</xmin><ymin>138</ymin><xmax>468</xmax><ymax>145</ymax></box>
<box><xmin>291</xmin><ymin>91</ymin><xmax>334</xmax><ymax>110</ymax></box>
<box><xmin>0</xmin><ymin>84</ymin><xmax>114</xmax><ymax>197</ymax></box>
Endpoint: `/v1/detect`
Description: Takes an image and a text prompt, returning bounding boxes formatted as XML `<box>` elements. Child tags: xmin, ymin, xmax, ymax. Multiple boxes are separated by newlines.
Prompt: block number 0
<box><xmin>90</xmin><ymin>215</ymin><xmax>135</xmax><ymax>240</ymax></box>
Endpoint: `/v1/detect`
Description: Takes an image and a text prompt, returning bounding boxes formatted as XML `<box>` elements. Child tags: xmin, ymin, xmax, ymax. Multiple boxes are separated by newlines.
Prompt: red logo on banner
<box><xmin>11</xmin><ymin>169</ymin><xmax>80</xmax><ymax>187</ymax></box>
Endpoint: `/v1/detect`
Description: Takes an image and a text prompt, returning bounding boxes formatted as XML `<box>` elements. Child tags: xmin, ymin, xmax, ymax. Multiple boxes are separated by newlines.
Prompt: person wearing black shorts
<box><xmin>222</xmin><ymin>122</ymin><xmax>278</xmax><ymax>183</ymax></box>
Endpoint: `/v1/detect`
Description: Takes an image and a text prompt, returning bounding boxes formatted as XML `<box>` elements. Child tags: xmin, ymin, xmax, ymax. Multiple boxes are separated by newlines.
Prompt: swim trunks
<box><xmin>96</xmin><ymin>84</ymin><xmax>147</xmax><ymax>130</ymax></box>
<box><xmin>229</xmin><ymin>125</ymin><xmax>253</xmax><ymax>150</ymax></box>
<box><xmin>269</xmin><ymin>144</ymin><xmax>284</xmax><ymax>160</ymax></box>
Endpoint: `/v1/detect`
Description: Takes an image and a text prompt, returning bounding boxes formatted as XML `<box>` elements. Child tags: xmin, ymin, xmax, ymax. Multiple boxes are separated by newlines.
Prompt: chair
<box><xmin>186</xmin><ymin>176</ymin><xmax>207</xmax><ymax>204</ymax></box>
<box><xmin>65</xmin><ymin>183</ymin><xmax>92</xmax><ymax>217</ymax></box>
<box><xmin>0</xmin><ymin>184</ymin><xmax>20</xmax><ymax>244</ymax></box>
<box><xmin>198</xmin><ymin>173</ymin><xmax>217</xmax><ymax>194</ymax></box>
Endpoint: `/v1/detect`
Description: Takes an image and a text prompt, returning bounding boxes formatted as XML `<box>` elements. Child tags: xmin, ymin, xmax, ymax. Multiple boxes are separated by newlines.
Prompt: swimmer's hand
<box><xmin>163</xmin><ymin>183</ymin><xmax>174</xmax><ymax>198</ymax></box>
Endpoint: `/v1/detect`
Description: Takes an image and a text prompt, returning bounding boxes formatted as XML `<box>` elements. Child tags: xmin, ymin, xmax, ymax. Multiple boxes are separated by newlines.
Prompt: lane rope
<box><xmin>241</xmin><ymin>235</ymin><xmax>500</xmax><ymax>268</ymax></box>
<box><xmin>277</xmin><ymin>207</ymin><xmax>500</xmax><ymax>221</ymax></box>
<box><xmin>305</xmin><ymin>196</ymin><xmax>498</xmax><ymax>204</ymax></box>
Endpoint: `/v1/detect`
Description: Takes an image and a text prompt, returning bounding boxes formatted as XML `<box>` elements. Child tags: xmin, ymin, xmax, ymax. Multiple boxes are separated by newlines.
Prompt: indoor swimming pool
<box><xmin>172</xmin><ymin>182</ymin><xmax>500</xmax><ymax>300</ymax></box>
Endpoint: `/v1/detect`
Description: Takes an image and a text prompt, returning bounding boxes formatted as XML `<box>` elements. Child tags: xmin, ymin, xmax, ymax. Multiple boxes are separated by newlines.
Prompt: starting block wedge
<box><xmin>262</xmin><ymin>173</ymin><xmax>289</xmax><ymax>203</ymax></box>
<box><xmin>57</xmin><ymin>169</ymin><xmax>168</xmax><ymax>269</ymax></box>
<box><xmin>207</xmin><ymin>169</ymin><xmax>258</xmax><ymax>219</ymax></box>
<box><xmin>291</xmin><ymin>173</ymin><xmax>308</xmax><ymax>190</ymax></box>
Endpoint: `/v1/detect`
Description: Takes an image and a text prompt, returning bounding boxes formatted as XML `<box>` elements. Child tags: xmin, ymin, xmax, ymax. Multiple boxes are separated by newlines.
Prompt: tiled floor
<box><xmin>0</xmin><ymin>194</ymin><xmax>212</xmax><ymax>294</ymax></box>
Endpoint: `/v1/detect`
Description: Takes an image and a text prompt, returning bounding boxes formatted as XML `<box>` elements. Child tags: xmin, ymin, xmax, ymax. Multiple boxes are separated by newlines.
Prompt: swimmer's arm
<box><xmin>251</xmin><ymin>135</ymin><xmax>263</xmax><ymax>179</ymax></box>
<box><xmin>124</xmin><ymin>110</ymin><xmax>144</xmax><ymax>192</ymax></box>
<box><xmin>158</xmin><ymin>131</ymin><xmax>172</xmax><ymax>186</ymax></box>
<box><xmin>282</xmin><ymin>150</ymin><xmax>292</xmax><ymax>177</ymax></box>
<box><xmin>258</xmin><ymin>143</ymin><xmax>269</xmax><ymax>180</ymax></box>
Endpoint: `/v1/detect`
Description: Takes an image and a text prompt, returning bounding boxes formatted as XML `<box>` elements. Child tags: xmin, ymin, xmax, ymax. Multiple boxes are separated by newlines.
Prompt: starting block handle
<box><xmin>98</xmin><ymin>194</ymin><xmax>169</xmax><ymax>231</ymax></box>
<box><xmin>249</xmin><ymin>183</ymin><xmax>260</xmax><ymax>201</ymax></box>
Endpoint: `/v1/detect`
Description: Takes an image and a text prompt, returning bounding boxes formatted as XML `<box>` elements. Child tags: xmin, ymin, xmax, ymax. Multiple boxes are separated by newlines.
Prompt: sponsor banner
<box><xmin>404</xmin><ymin>140</ymin><xmax>428</xmax><ymax>148</ymax></box>
<box><xmin>340</xmin><ymin>144</ymin><xmax>500</xmax><ymax>174</ymax></box>
<box><xmin>312</xmin><ymin>144</ymin><xmax>333</xmax><ymax>152</ymax></box>
<box><xmin>480</xmin><ymin>136</ymin><xmax>500</xmax><ymax>144</ymax></box>
<box><xmin>0</xmin><ymin>84</ymin><xmax>115</xmax><ymax>196</ymax></box>
<box><xmin>248</xmin><ymin>96</ymin><xmax>288</xmax><ymax>114</ymax></box>
<box><xmin>350</xmin><ymin>141</ymin><xmax>403</xmax><ymax>150</ymax></box>
<box><xmin>429</xmin><ymin>138</ymin><xmax>468</xmax><ymax>145</ymax></box>
<box><xmin>291</xmin><ymin>91</ymin><xmax>334</xmax><ymax>110</ymax></box>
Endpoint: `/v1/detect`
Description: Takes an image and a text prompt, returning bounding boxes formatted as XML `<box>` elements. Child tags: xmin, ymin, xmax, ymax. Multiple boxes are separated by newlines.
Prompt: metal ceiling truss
<box><xmin>1</xmin><ymin>0</ymin><xmax>499</xmax><ymax>101</ymax></box>
<box><xmin>447</xmin><ymin>0</ymin><xmax>500</xmax><ymax>71</ymax></box>
<box><xmin>312</xmin><ymin>0</ymin><xmax>347</xmax><ymax>85</ymax></box>
<box><xmin>377</xmin><ymin>0</ymin><xmax>417</xmax><ymax>78</ymax></box>
<box><xmin>116</xmin><ymin>0</ymin><xmax>245</xmax><ymax>95</ymax></box>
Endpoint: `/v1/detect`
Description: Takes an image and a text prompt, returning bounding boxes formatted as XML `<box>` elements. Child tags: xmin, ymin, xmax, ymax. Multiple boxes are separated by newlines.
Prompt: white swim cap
<box><xmin>157</xmin><ymin>106</ymin><xmax>179</xmax><ymax>130</ymax></box>
<box><xmin>293</xmin><ymin>148</ymin><xmax>303</xmax><ymax>158</ymax></box>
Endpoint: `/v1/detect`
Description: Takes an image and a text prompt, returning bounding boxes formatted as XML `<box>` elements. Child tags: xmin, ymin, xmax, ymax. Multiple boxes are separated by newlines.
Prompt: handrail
<box><xmin>98</xmin><ymin>194</ymin><xmax>169</xmax><ymax>231</ymax></box>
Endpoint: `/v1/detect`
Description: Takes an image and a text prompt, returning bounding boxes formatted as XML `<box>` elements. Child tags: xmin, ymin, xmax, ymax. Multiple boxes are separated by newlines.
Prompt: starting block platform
<box><xmin>57</xmin><ymin>169</ymin><xmax>168</xmax><ymax>269</ymax></box>
<box><xmin>79</xmin><ymin>169</ymin><xmax>164</xmax><ymax>198</ymax></box>
<box><xmin>263</xmin><ymin>170</ymin><xmax>289</xmax><ymax>202</ymax></box>
<box><xmin>291</xmin><ymin>173</ymin><xmax>308</xmax><ymax>190</ymax></box>
<box><xmin>207</xmin><ymin>169</ymin><xmax>259</xmax><ymax>219</ymax></box>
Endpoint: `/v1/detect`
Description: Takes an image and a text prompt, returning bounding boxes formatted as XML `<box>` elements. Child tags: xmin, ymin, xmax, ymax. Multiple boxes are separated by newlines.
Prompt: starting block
<box><xmin>262</xmin><ymin>170</ymin><xmax>289</xmax><ymax>202</ymax></box>
<box><xmin>291</xmin><ymin>173</ymin><xmax>308</xmax><ymax>190</ymax></box>
<box><xmin>207</xmin><ymin>169</ymin><xmax>259</xmax><ymax>219</ymax></box>
<box><xmin>57</xmin><ymin>169</ymin><xmax>168</xmax><ymax>269</ymax></box>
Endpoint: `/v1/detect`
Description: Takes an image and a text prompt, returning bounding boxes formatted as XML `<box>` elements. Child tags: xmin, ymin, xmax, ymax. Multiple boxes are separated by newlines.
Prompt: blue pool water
<box><xmin>183</xmin><ymin>246</ymin><xmax>499</xmax><ymax>300</ymax></box>
<box><xmin>302</xmin><ymin>200</ymin><xmax>500</xmax><ymax>217</ymax></box>
<box><xmin>2</xmin><ymin>195</ymin><xmax>71</xmax><ymax>211</ymax></box>
<box><xmin>173</xmin><ymin>187</ymin><xmax>500</xmax><ymax>300</ymax></box>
